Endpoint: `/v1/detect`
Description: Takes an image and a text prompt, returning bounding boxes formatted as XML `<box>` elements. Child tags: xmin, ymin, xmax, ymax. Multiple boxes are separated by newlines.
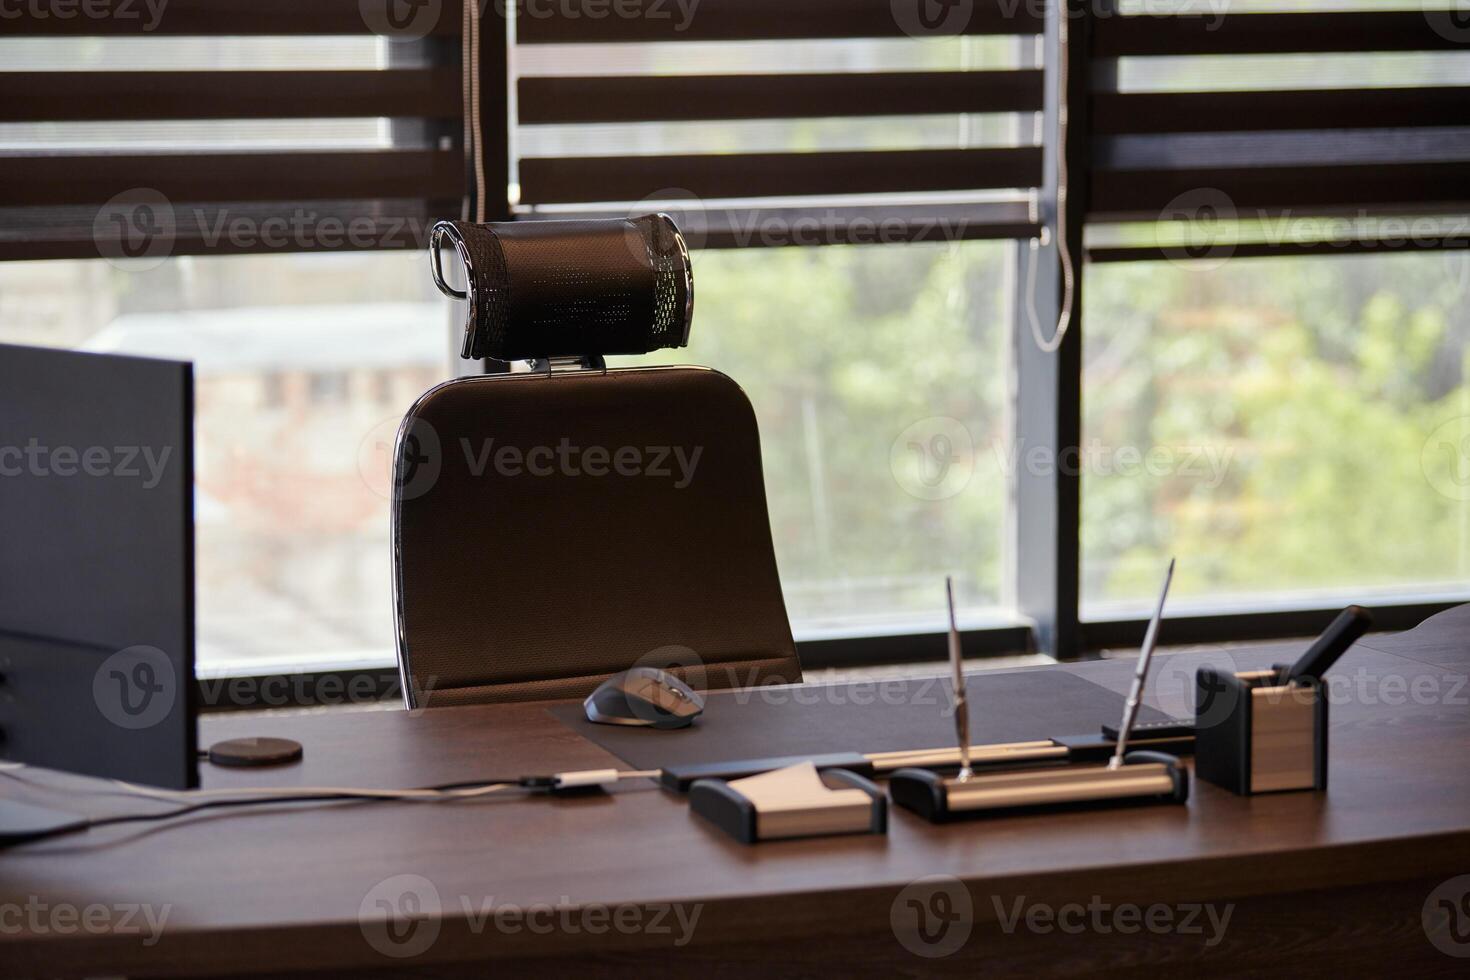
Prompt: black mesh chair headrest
<box><xmin>431</xmin><ymin>214</ymin><xmax>694</xmax><ymax>362</ymax></box>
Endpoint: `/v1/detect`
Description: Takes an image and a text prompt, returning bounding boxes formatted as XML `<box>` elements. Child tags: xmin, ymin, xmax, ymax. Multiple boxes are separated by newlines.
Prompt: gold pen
<box><xmin>945</xmin><ymin>576</ymin><xmax>972</xmax><ymax>782</ymax></box>
<box><xmin>1109</xmin><ymin>557</ymin><xmax>1175</xmax><ymax>770</ymax></box>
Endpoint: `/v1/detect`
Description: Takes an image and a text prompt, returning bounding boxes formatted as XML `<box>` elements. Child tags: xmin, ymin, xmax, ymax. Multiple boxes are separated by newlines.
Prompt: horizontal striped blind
<box><xmin>0</xmin><ymin>0</ymin><xmax>468</xmax><ymax>260</ymax></box>
<box><xmin>1088</xmin><ymin>5</ymin><xmax>1470</xmax><ymax>241</ymax></box>
<box><xmin>513</xmin><ymin>0</ymin><xmax>1048</xmax><ymax>247</ymax></box>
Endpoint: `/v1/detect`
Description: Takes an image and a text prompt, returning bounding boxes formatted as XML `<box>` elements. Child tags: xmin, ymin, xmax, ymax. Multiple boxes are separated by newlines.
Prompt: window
<box><xmin>623</xmin><ymin>241</ymin><xmax>1014</xmax><ymax>638</ymax></box>
<box><xmin>5</xmin><ymin>2</ymin><xmax>1469</xmax><ymax>688</ymax></box>
<box><xmin>0</xmin><ymin>253</ymin><xmax>450</xmax><ymax>673</ymax></box>
<box><xmin>1083</xmin><ymin>250</ymin><xmax>1470</xmax><ymax>617</ymax></box>
<box><xmin>1074</xmin><ymin>0</ymin><xmax>1470</xmax><ymax>641</ymax></box>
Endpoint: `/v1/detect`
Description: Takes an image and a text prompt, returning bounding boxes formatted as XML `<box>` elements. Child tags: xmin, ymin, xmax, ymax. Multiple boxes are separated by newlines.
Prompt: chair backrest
<box><xmin>392</xmin><ymin>363</ymin><xmax>800</xmax><ymax>708</ymax></box>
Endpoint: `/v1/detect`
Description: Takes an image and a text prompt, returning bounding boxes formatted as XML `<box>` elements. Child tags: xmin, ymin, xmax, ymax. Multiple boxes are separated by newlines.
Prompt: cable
<box><xmin>108</xmin><ymin>779</ymin><xmax>513</xmax><ymax>803</ymax></box>
<box><xmin>1026</xmin><ymin>3</ymin><xmax>1077</xmax><ymax>355</ymax></box>
<box><xmin>77</xmin><ymin>782</ymin><xmax>516</xmax><ymax>839</ymax></box>
<box><xmin>463</xmin><ymin>0</ymin><xmax>486</xmax><ymax>223</ymax></box>
<box><xmin>2</xmin><ymin>765</ymin><xmax>661</xmax><ymax>803</ymax></box>
<box><xmin>109</xmin><ymin>773</ymin><xmax>493</xmax><ymax>800</ymax></box>
<box><xmin>0</xmin><ymin>767</ymin><xmax>662</xmax><ymax>848</ymax></box>
<box><xmin>106</xmin><ymin>768</ymin><xmax>660</xmax><ymax>802</ymax></box>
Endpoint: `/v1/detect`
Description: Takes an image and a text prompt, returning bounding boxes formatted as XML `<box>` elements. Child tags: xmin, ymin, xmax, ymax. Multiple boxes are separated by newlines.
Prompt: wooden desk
<box><xmin>3</xmin><ymin>608</ymin><xmax>1470</xmax><ymax>978</ymax></box>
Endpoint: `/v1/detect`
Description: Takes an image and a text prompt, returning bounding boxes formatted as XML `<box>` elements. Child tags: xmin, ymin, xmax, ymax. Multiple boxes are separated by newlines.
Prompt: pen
<box><xmin>1109</xmin><ymin>557</ymin><xmax>1175</xmax><ymax>771</ymax></box>
<box><xmin>946</xmin><ymin>576</ymin><xmax>971</xmax><ymax>782</ymax></box>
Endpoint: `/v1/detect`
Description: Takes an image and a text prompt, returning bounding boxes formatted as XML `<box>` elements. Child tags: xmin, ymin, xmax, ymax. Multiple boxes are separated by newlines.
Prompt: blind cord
<box><xmin>1027</xmin><ymin>3</ymin><xmax>1076</xmax><ymax>355</ymax></box>
<box><xmin>463</xmin><ymin>0</ymin><xmax>486</xmax><ymax>223</ymax></box>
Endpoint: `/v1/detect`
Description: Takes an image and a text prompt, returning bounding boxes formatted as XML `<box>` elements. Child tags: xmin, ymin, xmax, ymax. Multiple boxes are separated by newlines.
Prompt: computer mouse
<box><xmin>584</xmin><ymin>667</ymin><xmax>705</xmax><ymax>729</ymax></box>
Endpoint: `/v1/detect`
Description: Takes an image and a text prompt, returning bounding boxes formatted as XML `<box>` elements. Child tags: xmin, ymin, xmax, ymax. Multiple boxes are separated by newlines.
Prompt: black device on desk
<box><xmin>0</xmin><ymin>345</ymin><xmax>307</xmax><ymax>845</ymax></box>
<box><xmin>585</xmin><ymin>668</ymin><xmax>705</xmax><ymax>729</ymax></box>
<box><xmin>0</xmin><ymin>344</ymin><xmax>199</xmax><ymax>790</ymax></box>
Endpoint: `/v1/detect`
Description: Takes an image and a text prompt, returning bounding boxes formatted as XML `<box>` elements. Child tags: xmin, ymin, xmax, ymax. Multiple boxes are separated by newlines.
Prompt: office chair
<box><xmin>391</xmin><ymin>214</ymin><xmax>801</xmax><ymax>708</ymax></box>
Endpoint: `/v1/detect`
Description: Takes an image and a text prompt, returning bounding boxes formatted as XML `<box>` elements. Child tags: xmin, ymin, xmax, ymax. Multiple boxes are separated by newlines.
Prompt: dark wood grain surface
<box><xmin>3</xmin><ymin>608</ymin><xmax>1469</xmax><ymax>978</ymax></box>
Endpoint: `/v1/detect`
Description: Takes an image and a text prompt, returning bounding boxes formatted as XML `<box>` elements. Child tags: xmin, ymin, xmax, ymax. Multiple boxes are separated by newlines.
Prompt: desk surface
<box><xmin>3</xmin><ymin>608</ymin><xmax>1470</xmax><ymax>977</ymax></box>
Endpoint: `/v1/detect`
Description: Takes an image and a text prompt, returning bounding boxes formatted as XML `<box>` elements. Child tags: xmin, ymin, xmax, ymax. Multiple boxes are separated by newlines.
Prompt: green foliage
<box><xmin>633</xmin><ymin>243</ymin><xmax>1470</xmax><ymax>624</ymax></box>
<box><xmin>1084</xmin><ymin>251</ymin><xmax>1470</xmax><ymax>606</ymax></box>
<box><xmin>627</xmin><ymin>243</ymin><xmax>1011</xmax><ymax>623</ymax></box>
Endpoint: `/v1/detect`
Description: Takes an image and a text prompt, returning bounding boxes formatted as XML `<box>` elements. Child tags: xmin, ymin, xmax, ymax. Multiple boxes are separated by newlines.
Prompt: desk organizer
<box><xmin>887</xmin><ymin>751</ymin><xmax>1188</xmax><ymax>823</ymax></box>
<box><xmin>1194</xmin><ymin>666</ymin><xmax>1327</xmax><ymax>795</ymax></box>
<box><xmin>688</xmin><ymin>763</ymin><xmax>887</xmax><ymax>844</ymax></box>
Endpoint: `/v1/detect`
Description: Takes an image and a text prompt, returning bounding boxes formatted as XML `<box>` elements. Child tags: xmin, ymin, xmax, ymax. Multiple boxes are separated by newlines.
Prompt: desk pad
<box><xmin>548</xmin><ymin>668</ymin><xmax>1173</xmax><ymax>771</ymax></box>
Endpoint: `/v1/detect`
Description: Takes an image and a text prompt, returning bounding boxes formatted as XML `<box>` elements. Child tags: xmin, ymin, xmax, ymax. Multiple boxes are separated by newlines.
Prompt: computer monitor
<box><xmin>0</xmin><ymin>343</ymin><xmax>198</xmax><ymax>789</ymax></box>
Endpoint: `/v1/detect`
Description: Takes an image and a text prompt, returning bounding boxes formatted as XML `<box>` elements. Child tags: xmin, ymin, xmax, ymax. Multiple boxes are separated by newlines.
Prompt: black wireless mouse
<box><xmin>584</xmin><ymin>667</ymin><xmax>705</xmax><ymax>729</ymax></box>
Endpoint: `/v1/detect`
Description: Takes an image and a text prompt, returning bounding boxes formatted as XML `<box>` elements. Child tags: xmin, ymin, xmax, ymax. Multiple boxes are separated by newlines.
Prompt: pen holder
<box><xmin>1194</xmin><ymin>665</ymin><xmax>1327</xmax><ymax>795</ymax></box>
<box><xmin>688</xmin><ymin>768</ymin><xmax>887</xmax><ymax>844</ymax></box>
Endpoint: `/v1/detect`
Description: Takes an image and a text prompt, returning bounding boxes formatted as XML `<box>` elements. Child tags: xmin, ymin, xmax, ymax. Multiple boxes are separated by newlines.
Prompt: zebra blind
<box><xmin>1086</xmin><ymin>3</ymin><xmax>1470</xmax><ymax>259</ymax></box>
<box><xmin>512</xmin><ymin>0</ymin><xmax>1049</xmax><ymax>247</ymax></box>
<box><xmin>0</xmin><ymin>0</ymin><xmax>467</xmax><ymax>260</ymax></box>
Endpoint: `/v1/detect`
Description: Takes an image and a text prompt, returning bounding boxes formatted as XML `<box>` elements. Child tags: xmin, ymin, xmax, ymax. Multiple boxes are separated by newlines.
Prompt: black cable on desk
<box><xmin>81</xmin><ymin>779</ymin><xmax>515</xmax><ymax>831</ymax></box>
<box><xmin>1</xmin><ymin>772</ymin><xmax>638</xmax><ymax>849</ymax></box>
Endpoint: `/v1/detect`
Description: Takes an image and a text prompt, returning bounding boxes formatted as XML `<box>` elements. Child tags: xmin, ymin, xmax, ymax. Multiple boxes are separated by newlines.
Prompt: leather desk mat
<box><xmin>548</xmin><ymin>667</ymin><xmax>1173</xmax><ymax>771</ymax></box>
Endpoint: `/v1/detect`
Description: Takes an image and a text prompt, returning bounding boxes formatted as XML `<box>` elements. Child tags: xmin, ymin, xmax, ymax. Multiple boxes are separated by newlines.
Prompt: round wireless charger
<box><xmin>206</xmin><ymin>737</ymin><xmax>304</xmax><ymax>768</ymax></box>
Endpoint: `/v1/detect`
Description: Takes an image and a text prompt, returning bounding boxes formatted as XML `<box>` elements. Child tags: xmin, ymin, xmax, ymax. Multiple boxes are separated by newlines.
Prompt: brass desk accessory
<box><xmin>889</xmin><ymin>563</ymin><xmax>1189</xmax><ymax>821</ymax></box>
<box><xmin>1194</xmin><ymin>605</ymin><xmax>1369</xmax><ymax>795</ymax></box>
